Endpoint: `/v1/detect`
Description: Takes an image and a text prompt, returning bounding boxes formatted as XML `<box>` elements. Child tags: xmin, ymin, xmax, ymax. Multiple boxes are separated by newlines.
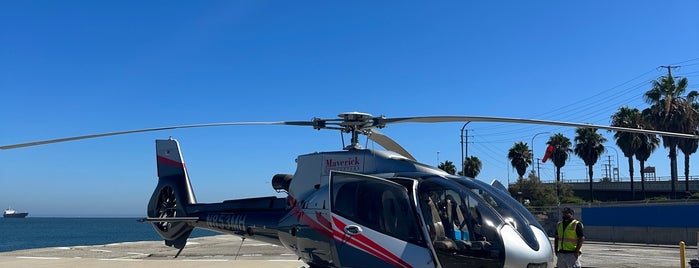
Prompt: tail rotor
<box><xmin>154</xmin><ymin>185</ymin><xmax>177</xmax><ymax>232</ymax></box>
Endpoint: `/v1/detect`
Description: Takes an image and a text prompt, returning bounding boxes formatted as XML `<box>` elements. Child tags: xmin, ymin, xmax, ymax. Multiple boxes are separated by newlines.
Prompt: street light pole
<box><xmin>460</xmin><ymin>122</ymin><xmax>471</xmax><ymax>174</ymax></box>
<box><xmin>531</xmin><ymin>132</ymin><xmax>550</xmax><ymax>176</ymax></box>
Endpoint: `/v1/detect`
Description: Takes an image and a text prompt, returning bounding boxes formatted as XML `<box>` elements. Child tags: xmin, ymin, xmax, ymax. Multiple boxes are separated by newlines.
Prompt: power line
<box><xmin>461</xmin><ymin>58</ymin><xmax>699</xmax><ymax>182</ymax></box>
<box><xmin>671</xmin><ymin>57</ymin><xmax>699</xmax><ymax>65</ymax></box>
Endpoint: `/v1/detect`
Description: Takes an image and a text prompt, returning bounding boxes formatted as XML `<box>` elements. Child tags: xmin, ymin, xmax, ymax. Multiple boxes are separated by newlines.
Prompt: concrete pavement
<box><xmin>0</xmin><ymin>234</ymin><xmax>693</xmax><ymax>267</ymax></box>
<box><xmin>0</xmin><ymin>235</ymin><xmax>304</xmax><ymax>268</ymax></box>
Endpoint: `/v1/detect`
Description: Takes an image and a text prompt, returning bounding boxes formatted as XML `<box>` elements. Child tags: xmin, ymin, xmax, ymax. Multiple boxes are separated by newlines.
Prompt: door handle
<box><xmin>344</xmin><ymin>225</ymin><xmax>362</xmax><ymax>235</ymax></box>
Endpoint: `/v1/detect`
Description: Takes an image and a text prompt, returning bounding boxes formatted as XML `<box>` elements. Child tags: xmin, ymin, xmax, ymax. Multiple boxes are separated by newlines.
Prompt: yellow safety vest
<box><xmin>557</xmin><ymin>219</ymin><xmax>582</xmax><ymax>252</ymax></box>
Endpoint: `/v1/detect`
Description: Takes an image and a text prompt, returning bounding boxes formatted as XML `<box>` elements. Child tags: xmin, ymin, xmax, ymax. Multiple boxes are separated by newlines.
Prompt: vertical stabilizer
<box><xmin>155</xmin><ymin>139</ymin><xmax>197</xmax><ymax>204</ymax></box>
<box><xmin>147</xmin><ymin>139</ymin><xmax>196</xmax><ymax>251</ymax></box>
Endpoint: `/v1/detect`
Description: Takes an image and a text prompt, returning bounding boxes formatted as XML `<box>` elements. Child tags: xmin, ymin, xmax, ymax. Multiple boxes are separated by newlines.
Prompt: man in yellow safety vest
<box><xmin>554</xmin><ymin>207</ymin><xmax>584</xmax><ymax>268</ymax></box>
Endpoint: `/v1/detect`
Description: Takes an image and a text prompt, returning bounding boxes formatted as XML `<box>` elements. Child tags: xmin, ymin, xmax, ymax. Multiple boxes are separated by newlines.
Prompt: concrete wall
<box><xmin>585</xmin><ymin>226</ymin><xmax>699</xmax><ymax>245</ymax></box>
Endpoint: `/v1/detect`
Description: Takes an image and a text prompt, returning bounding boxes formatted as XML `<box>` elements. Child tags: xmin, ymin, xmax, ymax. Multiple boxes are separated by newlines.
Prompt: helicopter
<box><xmin>2</xmin><ymin>112</ymin><xmax>697</xmax><ymax>268</ymax></box>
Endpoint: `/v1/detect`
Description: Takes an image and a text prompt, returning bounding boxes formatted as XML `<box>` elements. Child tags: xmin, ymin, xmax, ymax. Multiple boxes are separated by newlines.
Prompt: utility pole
<box><xmin>602</xmin><ymin>164</ymin><xmax>609</xmax><ymax>180</ymax></box>
<box><xmin>607</xmin><ymin>146</ymin><xmax>620</xmax><ymax>181</ymax></box>
<box><xmin>607</xmin><ymin>155</ymin><xmax>613</xmax><ymax>180</ymax></box>
<box><xmin>660</xmin><ymin>65</ymin><xmax>680</xmax><ymax>77</ymax></box>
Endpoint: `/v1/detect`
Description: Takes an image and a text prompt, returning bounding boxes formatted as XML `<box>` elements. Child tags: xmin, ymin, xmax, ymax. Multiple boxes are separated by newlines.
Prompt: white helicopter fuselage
<box><xmin>276</xmin><ymin>148</ymin><xmax>554</xmax><ymax>268</ymax></box>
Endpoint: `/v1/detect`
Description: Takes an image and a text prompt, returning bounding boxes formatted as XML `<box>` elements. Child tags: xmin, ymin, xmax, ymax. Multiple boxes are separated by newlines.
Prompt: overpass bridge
<box><xmin>543</xmin><ymin>177</ymin><xmax>699</xmax><ymax>201</ymax></box>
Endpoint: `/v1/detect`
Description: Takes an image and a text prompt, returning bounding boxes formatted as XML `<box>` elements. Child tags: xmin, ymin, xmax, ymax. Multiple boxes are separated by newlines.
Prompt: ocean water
<box><xmin>0</xmin><ymin>217</ymin><xmax>219</xmax><ymax>252</ymax></box>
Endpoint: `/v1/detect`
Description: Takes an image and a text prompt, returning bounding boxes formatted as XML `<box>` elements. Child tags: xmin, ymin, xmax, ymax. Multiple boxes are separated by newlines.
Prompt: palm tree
<box><xmin>678</xmin><ymin>129</ymin><xmax>699</xmax><ymax>193</ymax></box>
<box><xmin>546</xmin><ymin>133</ymin><xmax>572</xmax><ymax>183</ymax></box>
<box><xmin>546</xmin><ymin>133</ymin><xmax>572</xmax><ymax>200</ymax></box>
<box><xmin>462</xmin><ymin>156</ymin><xmax>482</xmax><ymax>178</ymax></box>
<box><xmin>643</xmin><ymin>74</ymin><xmax>699</xmax><ymax>198</ymax></box>
<box><xmin>635</xmin><ymin>133</ymin><xmax>660</xmax><ymax>200</ymax></box>
<box><xmin>574</xmin><ymin>127</ymin><xmax>606</xmax><ymax>202</ymax></box>
<box><xmin>508</xmin><ymin>142</ymin><xmax>532</xmax><ymax>179</ymax></box>
<box><xmin>611</xmin><ymin>106</ymin><xmax>643</xmax><ymax>200</ymax></box>
<box><xmin>438</xmin><ymin>160</ymin><xmax>457</xmax><ymax>175</ymax></box>
<box><xmin>678</xmin><ymin>98</ymin><xmax>699</xmax><ymax>194</ymax></box>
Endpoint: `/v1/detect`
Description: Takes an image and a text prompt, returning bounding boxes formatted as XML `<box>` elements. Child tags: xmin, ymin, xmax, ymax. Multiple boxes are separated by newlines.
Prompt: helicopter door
<box><xmin>329</xmin><ymin>171</ymin><xmax>432</xmax><ymax>268</ymax></box>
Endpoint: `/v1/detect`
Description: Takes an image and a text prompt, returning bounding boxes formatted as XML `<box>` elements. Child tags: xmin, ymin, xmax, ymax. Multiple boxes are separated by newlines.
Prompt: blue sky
<box><xmin>1</xmin><ymin>1</ymin><xmax>698</xmax><ymax>216</ymax></box>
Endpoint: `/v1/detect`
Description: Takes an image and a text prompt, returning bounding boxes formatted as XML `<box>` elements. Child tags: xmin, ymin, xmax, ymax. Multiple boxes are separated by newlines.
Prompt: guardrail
<box><xmin>538</xmin><ymin>175</ymin><xmax>699</xmax><ymax>184</ymax></box>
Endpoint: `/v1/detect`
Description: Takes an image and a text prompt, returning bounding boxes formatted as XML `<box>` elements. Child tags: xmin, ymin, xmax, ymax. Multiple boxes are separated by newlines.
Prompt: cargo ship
<box><xmin>3</xmin><ymin>208</ymin><xmax>29</xmax><ymax>218</ymax></box>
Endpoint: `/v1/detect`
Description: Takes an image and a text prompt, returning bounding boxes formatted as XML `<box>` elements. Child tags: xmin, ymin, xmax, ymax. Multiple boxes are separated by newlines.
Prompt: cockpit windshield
<box><xmin>453</xmin><ymin>177</ymin><xmax>542</xmax><ymax>250</ymax></box>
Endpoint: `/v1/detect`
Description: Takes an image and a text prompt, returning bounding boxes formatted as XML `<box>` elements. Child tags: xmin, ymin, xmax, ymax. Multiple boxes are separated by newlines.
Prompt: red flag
<box><xmin>542</xmin><ymin>145</ymin><xmax>554</xmax><ymax>163</ymax></box>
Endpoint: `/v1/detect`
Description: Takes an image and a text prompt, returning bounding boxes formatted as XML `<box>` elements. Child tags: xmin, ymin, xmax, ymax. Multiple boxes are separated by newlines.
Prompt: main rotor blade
<box><xmin>5</xmin><ymin>113</ymin><xmax>697</xmax><ymax>150</ymax></box>
<box><xmin>0</xmin><ymin>121</ymin><xmax>315</xmax><ymax>150</ymax></box>
<box><xmin>367</xmin><ymin>129</ymin><xmax>416</xmax><ymax>161</ymax></box>
<box><xmin>381</xmin><ymin>116</ymin><xmax>699</xmax><ymax>139</ymax></box>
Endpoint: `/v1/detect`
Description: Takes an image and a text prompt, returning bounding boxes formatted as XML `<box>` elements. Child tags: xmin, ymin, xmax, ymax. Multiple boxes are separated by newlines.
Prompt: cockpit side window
<box><xmin>418</xmin><ymin>178</ymin><xmax>503</xmax><ymax>265</ymax></box>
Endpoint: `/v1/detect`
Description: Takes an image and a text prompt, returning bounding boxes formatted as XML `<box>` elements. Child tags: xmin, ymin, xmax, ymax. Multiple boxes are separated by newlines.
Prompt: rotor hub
<box><xmin>335</xmin><ymin>112</ymin><xmax>381</xmax><ymax>150</ymax></box>
<box><xmin>338</xmin><ymin>112</ymin><xmax>373</xmax><ymax>122</ymax></box>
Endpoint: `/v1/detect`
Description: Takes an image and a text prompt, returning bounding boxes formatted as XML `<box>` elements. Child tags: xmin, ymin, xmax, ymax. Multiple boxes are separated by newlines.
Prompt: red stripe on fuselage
<box><xmin>157</xmin><ymin>155</ymin><xmax>186</xmax><ymax>168</ymax></box>
<box><xmin>291</xmin><ymin>206</ymin><xmax>333</xmax><ymax>238</ymax></box>
<box><xmin>331</xmin><ymin>216</ymin><xmax>412</xmax><ymax>268</ymax></box>
<box><xmin>315</xmin><ymin>211</ymin><xmax>332</xmax><ymax>229</ymax></box>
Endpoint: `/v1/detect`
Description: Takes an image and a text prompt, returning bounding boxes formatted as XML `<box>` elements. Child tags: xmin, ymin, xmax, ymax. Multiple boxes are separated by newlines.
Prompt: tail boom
<box><xmin>146</xmin><ymin>139</ymin><xmax>290</xmax><ymax>250</ymax></box>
